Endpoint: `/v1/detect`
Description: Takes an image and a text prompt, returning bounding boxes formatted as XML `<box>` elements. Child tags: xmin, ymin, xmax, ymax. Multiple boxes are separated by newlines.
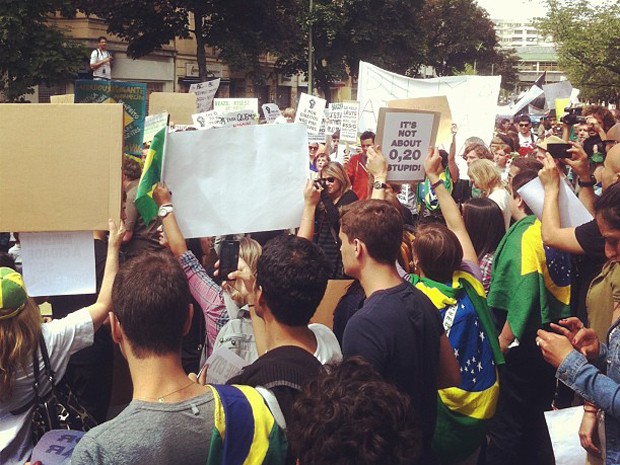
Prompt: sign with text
<box><xmin>189</xmin><ymin>79</ymin><xmax>220</xmax><ymax>112</ymax></box>
<box><xmin>262</xmin><ymin>103</ymin><xmax>281</xmax><ymax>123</ymax></box>
<box><xmin>340</xmin><ymin>101</ymin><xmax>360</xmax><ymax>142</ymax></box>
<box><xmin>376</xmin><ymin>108</ymin><xmax>440</xmax><ymax>182</ymax></box>
<box><xmin>326</xmin><ymin>102</ymin><xmax>343</xmax><ymax>135</ymax></box>
<box><xmin>295</xmin><ymin>92</ymin><xmax>326</xmax><ymax>134</ymax></box>
<box><xmin>388</xmin><ymin>96</ymin><xmax>453</xmax><ymax>149</ymax></box>
<box><xmin>213</xmin><ymin>98</ymin><xmax>258</xmax><ymax>118</ymax></box>
<box><xmin>192</xmin><ymin>110</ymin><xmax>221</xmax><ymax>130</ymax></box>
<box><xmin>143</xmin><ymin>112</ymin><xmax>168</xmax><ymax>145</ymax></box>
<box><xmin>75</xmin><ymin>80</ymin><xmax>147</xmax><ymax>156</ymax></box>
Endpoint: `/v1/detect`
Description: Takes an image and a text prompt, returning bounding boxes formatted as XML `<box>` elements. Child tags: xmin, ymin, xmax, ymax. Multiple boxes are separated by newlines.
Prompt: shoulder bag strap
<box><xmin>38</xmin><ymin>334</ymin><xmax>59</xmax><ymax>396</ymax></box>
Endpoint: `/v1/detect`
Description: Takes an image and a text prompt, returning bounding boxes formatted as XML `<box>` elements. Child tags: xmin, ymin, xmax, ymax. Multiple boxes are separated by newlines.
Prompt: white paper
<box><xmin>192</xmin><ymin>110</ymin><xmax>221</xmax><ymax>130</ymax></box>
<box><xmin>163</xmin><ymin>123</ymin><xmax>308</xmax><ymax>238</ymax></box>
<box><xmin>262</xmin><ymin>103</ymin><xmax>281</xmax><ymax>123</ymax></box>
<box><xmin>20</xmin><ymin>231</ymin><xmax>96</xmax><ymax>297</ymax></box>
<box><xmin>340</xmin><ymin>101</ymin><xmax>360</xmax><ymax>142</ymax></box>
<box><xmin>357</xmin><ymin>61</ymin><xmax>501</xmax><ymax>148</ymax></box>
<box><xmin>219</xmin><ymin>109</ymin><xmax>257</xmax><ymax>128</ymax></box>
<box><xmin>189</xmin><ymin>79</ymin><xmax>220</xmax><ymax>113</ymax></box>
<box><xmin>326</xmin><ymin>102</ymin><xmax>343</xmax><ymax>135</ymax></box>
<box><xmin>295</xmin><ymin>92</ymin><xmax>327</xmax><ymax>134</ymax></box>
<box><xmin>518</xmin><ymin>177</ymin><xmax>593</xmax><ymax>228</ymax></box>
<box><xmin>545</xmin><ymin>406</ymin><xmax>587</xmax><ymax>465</ymax></box>
<box><xmin>213</xmin><ymin>97</ymin><xmax>258</xmax><ymax>116</ymax></box>
<box><xmin>205</xmin><ymin>346</ymin><xmax>250</xmax><ymax>384</ymax></box>
<box><xmin>143</xmin><ymin>112</ymin><xmax>168</xmax><ymax>145</ymax></box>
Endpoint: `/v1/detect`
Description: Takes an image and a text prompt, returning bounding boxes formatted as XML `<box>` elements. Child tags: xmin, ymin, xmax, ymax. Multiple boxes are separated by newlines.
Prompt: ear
<box><xmin>353</xmin><ymin>238</ymin><xmax>364</xmax><ymax>259</ymax></box>
<box><xmin>515</xmin><ymin>194</ymin><xmax>526</xmax><ymax>212</ymax></box>
<box><xmin>110</xmin><ymin>312</ymin><xmax>123</xmax><ymax>345</ymax></box>
<box><xmin>182</xmin><ymin>304</ymin><xmax>194</xmax><ymax>336</ymax></box>
<box><xmin>254</xmin><ymin>286</ymin><xmax>266</xmax><ymax>320</ymax></box>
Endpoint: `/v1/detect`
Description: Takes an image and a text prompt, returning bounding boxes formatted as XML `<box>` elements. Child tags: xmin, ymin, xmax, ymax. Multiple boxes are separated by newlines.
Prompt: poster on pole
<box><xmin>326</xmin><ymin>102</ymin><xmax>343</xmax><ymax>135</ymax></box>
<box><xmin>192</xmin><ymin>110</ymin><xmax>221</xmax><ymax>130</ymax></box>
<box><xmin>189</xmin><ymin>79</ymin><xmax>220</xmax><ymax>112</ymax></box>
<box><xmin>262</xmin><ymin>103</ymin><xmax>281</xmax><ymax>123</ymax></box>
<box><xmin>213</xmin><ymin>98</ymin><xmax>259</xmax><ymax>118</ymax></box>
<box><xmin>388</xmin><ymin>96</ymin><xmax>453</xmax><ymax>149</ymax></box>
<box><xmin>75</xmin><ymin>80</ymin><xmax>147</xmax><ymax>156</ymax></box>
<box><xmin>376</xmin><ymin>107</ymin><xmax>440</xmax><ymax>182</ymax></box>
<box><xmin>143</xmin><ymin>112</ymin><xmax>169</xmax><ymax>145</ymax></box>
<box><xmin>340</xmin><ymin>101</ymin><xmax>360</xmax><ymax>142</ymax></box>
<box><xmin>295</xmin><ymin>93</ymin><xmax>326</xmax><ymax>134</ymax></box>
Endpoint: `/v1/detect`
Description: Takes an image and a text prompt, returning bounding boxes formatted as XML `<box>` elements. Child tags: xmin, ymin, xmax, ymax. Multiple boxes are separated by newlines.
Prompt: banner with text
<box><xmin>340</xmin><ymin>101</ymin><xmax>360</xmax><ymax>142</ymax></box>
<box><xmin>189</xmin><ymin>79</ymin><xmax>221</xmax><ymax>113</ymax></box>
<box><xmin>262</xmin><ymin>103</ymin><xmax>282</xmax><ymax>123</ymax></box>
<box><xmin>295</xmin><ymin>92</ymin><xmax>327</xmax><ymax>135</ymax></box>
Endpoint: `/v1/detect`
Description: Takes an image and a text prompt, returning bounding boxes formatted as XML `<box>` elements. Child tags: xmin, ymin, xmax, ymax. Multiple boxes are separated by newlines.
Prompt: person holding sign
<box><xmin>90</xmin><ymin>37</ymin><xmax>112</xmax><ymax>81</ymax></box>
<box><xmin>345</xmin><ymin>131</ymin><xmax>375</xmax><ymax>200</ymax></box>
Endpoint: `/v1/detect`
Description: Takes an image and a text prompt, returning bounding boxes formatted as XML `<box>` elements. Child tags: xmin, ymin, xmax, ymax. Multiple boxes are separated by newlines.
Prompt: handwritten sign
<box><xmin>214</xmin><ymin>98</ymin><xmax>258</xmax><ymax>116</ymax></box>
<box><xmin>376</xmin><ymin>108</ymin><xmax>440</xmax><ymax>182</ymax></box>
<box><xmin>192</xmin><ymin>110</ymin><xmax>221</xmax><ymax>130</ymax></box>
<box><xmin>326</xmin><ymin>102</ymin><xmax>343</xmax><ymax>135</ymax></box>
<box><xmin>295</xmin><ymin>92</ymin><xmax>326</xmax><ymax>134</ymax></box>
<box><xmin>189</xmin><ymin>79</ymin><xmax>220</xmax><ymax>112</ymax></box>
<box><xmin>262</xmin><ymin>103</ymin><xmax>281</xmax><ymax>123</ymax></box>
<box><xmin>143</xmin><ymin>112</ymin><xmax>168</xmax><ymax>145</ymax></box>
<box><xmin>340</xmin><ymin>101</ymin><xmax>359</xmax><ymax>142</ymax></box>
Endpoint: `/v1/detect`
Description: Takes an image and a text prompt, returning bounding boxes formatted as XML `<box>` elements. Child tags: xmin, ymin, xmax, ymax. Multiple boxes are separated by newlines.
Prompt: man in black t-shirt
<box><xmin>339</xmin><ymin>200</ymin><xmax>460</xmax><ymax>465</ymax></box>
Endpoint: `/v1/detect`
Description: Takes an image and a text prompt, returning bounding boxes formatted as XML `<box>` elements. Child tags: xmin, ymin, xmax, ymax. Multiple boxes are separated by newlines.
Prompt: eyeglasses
<box><xmin>518</xmin><ymin>123</ymin><xmax>531</xmax><ymax>127</ymax></box>
<box><xmin>321</xmin><ymin>177</ymin><xmax>336</xmax><ymax>183</ymax></box>
<box><xmin>309</xmin><ymin>145</ymin><xmax>319</xmax><ymax>150</ymax></box>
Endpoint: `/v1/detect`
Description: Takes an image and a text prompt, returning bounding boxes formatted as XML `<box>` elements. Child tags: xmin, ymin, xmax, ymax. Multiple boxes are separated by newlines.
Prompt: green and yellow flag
<box><xmin>135</xmin><ymin>127</ymin><xmax>166</xmax><ymax>225</ymax></box>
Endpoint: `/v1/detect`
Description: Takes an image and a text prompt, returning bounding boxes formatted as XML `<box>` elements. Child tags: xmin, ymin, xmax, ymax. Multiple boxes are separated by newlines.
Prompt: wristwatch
<box><xmin>373</xmin><ymin>180</ymin><xmax>387</xmax><ymax>190</ymax></box>
<box><xmin>578</xmin><ymin>175</ymin><xmax>597</xmax><ymax>188</ymax></box>
<box><xmin>157</xmin><ymin>204</ymin><xmax>174</xmax><ymax>218</ymax></box>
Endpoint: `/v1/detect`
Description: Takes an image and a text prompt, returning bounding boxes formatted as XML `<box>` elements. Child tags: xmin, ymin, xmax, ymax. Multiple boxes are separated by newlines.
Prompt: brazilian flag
<box><xmin>135</xmin><ymin>127</ymin><xmax>166</xmax><ymax>225</ymax></box>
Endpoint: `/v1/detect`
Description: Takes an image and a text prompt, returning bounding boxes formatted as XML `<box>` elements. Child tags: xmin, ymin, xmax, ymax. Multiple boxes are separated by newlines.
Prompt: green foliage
<box><xmin>536</xmin><ymin>0</ymin><xmax>620</xmax><ymax>100</ymax></box>
<box><xmin>478</xmin><ymin>48</ymin><xmax>520</xmax><ymax>91</ymax></box>
<box><xmin>0</xmin><ymin>0</ymin><xmax>85</xmax><ymax>102</ymax></box>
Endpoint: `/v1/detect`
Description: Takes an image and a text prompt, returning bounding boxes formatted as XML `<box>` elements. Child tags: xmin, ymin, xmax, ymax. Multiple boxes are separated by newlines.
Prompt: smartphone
<box><xmin>219</xmin><ymin>240</ymin><xmax>240</xmax><ymax>282</ymax></box>
<box><xmin>547</xmin><ymin>143</ymin><xmax>572</xmax><ymax>159</ymax></box>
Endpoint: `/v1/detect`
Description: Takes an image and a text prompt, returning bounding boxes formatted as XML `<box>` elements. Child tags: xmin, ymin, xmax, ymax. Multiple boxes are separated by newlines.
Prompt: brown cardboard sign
<box><xmin>0</xmin><ymin>104</ymin><xmax>123</xmax><ymax>232</ymax></box>
<box><xmin>50</xmin><ymin>94</ymin><xmax>75</xmax><ymax>104</ymax></box>
<box><xmin>388</xmin><ymin>96</ymin><xmax>453</xmax><ymax>146</ymax></box>
<box><xmin>149</xmin><ymin>92</ymin><xmax>197</xmax><ymax>125</ymax></box>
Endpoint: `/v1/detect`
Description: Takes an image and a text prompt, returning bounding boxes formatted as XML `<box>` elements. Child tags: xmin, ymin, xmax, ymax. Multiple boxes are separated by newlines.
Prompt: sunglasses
<box><xmin>321</xmin><ymin>177</ymin><xmax>336</xmax><ymax>183</ymax></box>
<box><xmin>519</xmin><ymin>123</ymin><xmax>531</xmax><ymax>127</ymax></box>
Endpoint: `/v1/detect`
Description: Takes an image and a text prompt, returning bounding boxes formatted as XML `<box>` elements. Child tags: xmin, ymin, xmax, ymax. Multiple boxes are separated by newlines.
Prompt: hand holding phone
<box><xmin>547</xmin><ymin>143</ymin><xmax>572</xmax><ymax>159</ymax></box>
<box><xmin>219</xmin><ymin>240</ymin><xmax>240</xmax><ymax>282</ymax></box>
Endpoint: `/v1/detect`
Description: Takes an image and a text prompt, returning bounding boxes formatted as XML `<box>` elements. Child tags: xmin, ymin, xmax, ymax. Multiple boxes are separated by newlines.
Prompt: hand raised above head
<box><xmin>367</xmin><ymin>145</ymin><xmax>388</xmax><ymax>179</ymax></box>
<box><xmin>423</xmin><ymin>147</ymin><xmax>443</xmax><ymax>180</ymax></box>
<box><xmin>153</xmin><ymin>182</ymin><xmax>172</xmax><ymax>207</ymax></box>
<box><xmin>538</xmin><ymin>153</ymin><xmax>560</xmax><ymax>190</ymax></box>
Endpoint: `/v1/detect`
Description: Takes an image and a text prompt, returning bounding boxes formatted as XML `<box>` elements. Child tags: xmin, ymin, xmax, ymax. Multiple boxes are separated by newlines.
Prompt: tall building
<box><xmin>494</xmin><ymin>19</ymin><xmax>553</xmax><ymax>49</ymax></box>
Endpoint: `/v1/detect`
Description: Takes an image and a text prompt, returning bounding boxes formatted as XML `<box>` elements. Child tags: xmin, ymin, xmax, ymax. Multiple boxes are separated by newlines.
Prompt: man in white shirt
<box><xmin>90</xmin><ymin>36</ymin><xmax>112</xmax><ymax>80</ymax></box>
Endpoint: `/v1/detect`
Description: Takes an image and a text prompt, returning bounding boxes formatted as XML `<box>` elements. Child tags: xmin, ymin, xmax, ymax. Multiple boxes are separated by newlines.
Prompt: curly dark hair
<box><xmin>288</xmin><ymin>356</ymin><xmax>421</xmax><ymax>465</ymax></box>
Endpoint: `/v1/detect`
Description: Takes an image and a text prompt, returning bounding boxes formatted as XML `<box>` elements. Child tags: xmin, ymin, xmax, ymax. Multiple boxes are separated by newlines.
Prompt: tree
<box><xmin>418</xmin><ymin>0</ymin><xmax>498</xmax><ymax>77</ymax></box>
<box><xmin>0</xmin><ymin>0</ymin><xmax>85</xmax><ymax>102</ymax></box>
<box><xmin>536</xmin><ymin>0</ymin><xmax>620</xmax><ymax>101</ymax></box>
<box><xmin>478</xmin><ymin>47</ymin><xmax>520</xmax><ymax>91</ymax></box>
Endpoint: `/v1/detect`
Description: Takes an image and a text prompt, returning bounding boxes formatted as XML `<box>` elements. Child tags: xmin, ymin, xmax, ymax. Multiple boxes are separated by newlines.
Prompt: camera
<box><xmin>314</xmin><ymin>178</ymin><xmax>327</xmax><ymax>188</ymax></box>
<box><xmin>561</xmin><ymin>106</ymin><xmax>586</xmax><ymax>125</ymax></box>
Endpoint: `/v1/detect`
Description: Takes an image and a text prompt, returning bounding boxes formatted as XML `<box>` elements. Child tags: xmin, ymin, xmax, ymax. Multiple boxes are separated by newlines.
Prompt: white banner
<box><xmin>189</xmin><ymin>79</ymin><xmax>220</xmax><ymax>113</ymax></box>
<box><xmin>163</xmin><ymin>124</ymin><xmax>308</xmax><ymax>237</ymax></box>
<box><xmin>357</xmin><ymin>61</ymin><xmax>501</xmax><ymax>148</ymax></box>
<box><xmin>295</xmin><ymin>92</ymin><xmax>327</xmax><ymax>134</ymax></box>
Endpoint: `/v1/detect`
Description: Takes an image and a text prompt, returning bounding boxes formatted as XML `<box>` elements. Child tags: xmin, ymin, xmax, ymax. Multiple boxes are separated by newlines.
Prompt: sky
<box><xmin>475</xmin><ymin>0</ymin><xmax>549</xmax><ymax>21</ymax></box>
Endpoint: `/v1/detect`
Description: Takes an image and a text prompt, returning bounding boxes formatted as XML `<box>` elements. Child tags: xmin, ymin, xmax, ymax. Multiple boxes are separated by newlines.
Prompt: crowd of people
<box><xmin>1</xmin><ymin>102</ymin><xmax>620</xmax><ymax>465</ymax></box>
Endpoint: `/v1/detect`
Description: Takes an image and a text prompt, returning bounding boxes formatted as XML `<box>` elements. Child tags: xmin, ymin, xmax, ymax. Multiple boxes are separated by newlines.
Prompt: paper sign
<box><xmin>219</xmin><ymin>109</ymin><xmax>258</xmax><ymax>128</ymax></box>
<box><xmin>192</xmin><ymin>110</ymin><xmax>221</xmax><ymax>130</ymax></box>
<box><xmin>149</xmin><ymin>92</ymin><xmax>197</xmax><ymax>125</ymax></box>
<box><xmin>74</xmin><ymin>80</ymin><xmax>147</xmax><ymax>156</ymax></box>
<box><xmin>295</xmin><ymin>92</ymin><xmax>326</xmax><ymax>134</ymax></box>
<box><xmin>189</xmin><ymin>79</ymin><xmax>220</xmax><ymax>113</ymax></box>
<box><xmin>163</xmin><ymin>123</ymin><xmax>308</xmax><ymax>238</ymax></box>
<box><xmin>262</xmin><ymin>103</ymin><xmax>281</xmax><ymax>123</ymax></box>
<box><xmin>556</xmin><ymin>98</ymin><xmax>571</xmax><ymax>119</ymax></box>
<box><xmin>518</xmin><ymin>177</ymin><xmax>593</xmax><ymax>228</ymax></box>
<box><xmin>143</xmin><ymin>112</ymin><xmax>168</xmax><ymax>145</ymax></box>
<box><xmin>213</xmin><ymin>98</ymin><xmax>259</xmax><ymax>117</ymax></box>
<box><xmin>21</xmin><ymin>232</ymin><xmax>96</xmax><ymax>296</ymax></box>
<box><xmin>307</xmin><ymin>115</ymin><xmax>327</xmax><ymax>144</ymax></box>
<box><xmin>50</xmin><ymin>94</ymin><xmax>74</xmax><ymax>104</ymax></box>
<box><xmin>205</xmin><ymin>346</ymin><xmax>250</xmax><ymax>384</ymax></box>
<box><xmin>31</xmin><ymin>430</ymin><xmax>85</xmax><ymax>465</ymax></box>
<box><xmin>376</xmin><ymin>108</ymin><xmax>440</xmax><ymax>182</ymax></box>
<box><xmin>543</xmin><ymin>81</ymin><xmax>573</xmax><ymax>110</ymax></box>
<box><xmin>545</xmin><ymin>406</ymin><xmax>586</xmax><ymax>465</ymax></box>
<box><xmin>0</xmin><ymin>104</ymin><xmax>123</xmax><ymax>232</ymax></box>
<box><xmin>340</xmin><ymin>101</ymin><xmax>360</xmax><ymax>142</ymax></box>
<box><xmin>326</xmin><ymin>102</ymin><xmax>343</xmax><ymax>135</ymax></box>
<box><xmin>388</xmin><ymin>96</ymin><xmax>453</xmax><ymax>147</ymax></box>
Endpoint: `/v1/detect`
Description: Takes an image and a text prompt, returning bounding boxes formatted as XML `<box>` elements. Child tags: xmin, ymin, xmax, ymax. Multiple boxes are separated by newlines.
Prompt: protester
<box><xmin>0</xmin><ymin>221</ymin><xmax>122</xmax><ymax>465</ymax></box>
<box><xmin>467</xmin><ymin>159</ymin><xmax>511</xmax><ymax>231</ymax></box>
<box><xmin>345</xmin><ymin>130</ymin><xmax>375</xmax><ymax>200</ymax></box>
<box><xmin>515</xmin><ymin>114</ymin><xmax>537</xmax><ymax>155</ymax></box>
<box><xmin>90</xmin><ymin>36</ymin><xmax>112</xmax><ymax>81</ymax></box>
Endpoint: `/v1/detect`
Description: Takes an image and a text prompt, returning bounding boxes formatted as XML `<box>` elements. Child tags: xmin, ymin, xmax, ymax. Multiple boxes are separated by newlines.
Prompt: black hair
<box><xmin>360</xmin><ymin>131</ymin><xmax>375</xmax><ymax>142</ymax></box>
<box><xmin>462</xmin><ymin>198</ymin><xmax>506</xmax><ymax>259</ymax></box>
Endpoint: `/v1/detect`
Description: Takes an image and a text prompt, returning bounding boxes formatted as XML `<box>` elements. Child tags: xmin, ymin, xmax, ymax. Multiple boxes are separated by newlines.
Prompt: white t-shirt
<box><xmin>488</xmin><ymin>187</ymin><xmax>512</xmax><ymax>232</ymax></box>
<box><xmin>518</xmin><ymin>131</ymin><xmax>536</xmax><ymax>149</ymax></box>
<box><xmin>0</xmin><ymin>308</ymin><xmax>94</xmax><ymax>465</ymax></box>
<box><xmin>309</xmin><ymin>323</ymin><xmax>342</xmax><ymax>364</ymax></box>
<box><xmin>90</xmin><ymin>48</ymin><xmax>111</xmax><ymax>79</ymax></box>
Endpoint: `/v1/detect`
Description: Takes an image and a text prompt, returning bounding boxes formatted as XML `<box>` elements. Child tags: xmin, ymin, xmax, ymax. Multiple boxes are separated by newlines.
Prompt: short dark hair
<box><xmin>584</xmin><ymin>104</ymin><xmax>616</xmax><ymax>132</ymax></box>
<box><xmin>595</xmin><ymin>181</ymin><xmax>620</xmax><ymax>230</ymax></box>
<box><xmin>112</xmin><ymin>252</ymin><xmax>191</xmax><ymax>358</ymax></box>
<box><xmin>511</xmin><ymin>157</ymin><xmax>543</xmax><ymax>175</ymax></box>
<box><xmin>256</xmin><ymin>235</ymin><xmax>329</xmax><ymax>327</ymax></box>
<box><xmin>360</xmin><ymin>131</ymin><xmax>375</xmax><ymax>142</ymax></box>
<box><xmin>0</xmin><ymin>252</ymin><xmax>16</xmax><ymax>270</ymax></box>
<box><xmin>510</xmin><ymin>170</ymin><xmax>538</xmax><ymax>216</ymax></box>
<box><xmin>516</xmin><ymin>114</ymin><xmax>532</xmax><ymax>124</ymax></box>
<box><xmin>464</xmin><ymin>143</ymin><xmax>493</xmax><ymax>161</ymax></box>
<box><xmin>413</xmin><ymin>223</ymin><xmax>463</xmax><ymax>283</ymax></box>
<box><xmin>98</xmin><ymin>36</ymin><xmax>107</xmax><ymax>42</ymax></box>
<box><xmin>122</xmin><ymin>156</ymin><xmax>142</xmax><ymax>181</ymax></box>
<box><xmin>288</xmin><ymin>356</ymin><xmax>421</xmax><ymax>465</ymax></box>
<box><xmin>340</xmin><ymin>200</ymin><xmax>403</xmax><ymax>265</ymax></box>
<box><xmin>462</xmin><ymin>198</ymin><xmax>506</xmax><ymax>260</ymax></box>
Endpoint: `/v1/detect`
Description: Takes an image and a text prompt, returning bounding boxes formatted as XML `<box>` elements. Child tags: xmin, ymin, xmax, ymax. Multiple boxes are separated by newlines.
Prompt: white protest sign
<box><xmin>308</xmin><ymin>115</ymin><xmax>327</xmax><ymax>144</ymax></box>
<box><xmin>192</xmin><ymin>110</ymin><xmax>221</xmax><ymax>130</ymax></box>
<box><xmin>219</xmin><ymin>109</ymin><xmax>258</xmax><ymax>128</ymax></box>
<box><xmin>295</xmin><ymin>92</ymin><xmax>326</xmax><ymax>134</ymax></box>
<box><xmin>357</xmin><ymin>61</ymin><xmax>500</xmax><ymax>148</ymax></box>
<box><xmin>20</xmin><ymin>232</ymin><xmax>96</xmax><ymax>296</ymax></box>
<box><xmin>214</xmin><ymin>98</ymin><xmax>258</xmax><ymax>117</ymax></box>
<box><xmin>262</xmin><ymin>103</ymin><xmax>281</xmax><ymax>123</ymax></box>
<box><xmin>518</xmin><ymin>176</ymin><xmax>593</xmax><ymax>228</ymax></box>
<box><xmin>143</xmin><ymin>112</ymin><xmax>168</xmax><ymax>145</ymax></box>
<box><xmin>189</xmin><ymin>79</ymin><xmax>220</xmax><ymax>113</ymax></box>
<box><xmin>340</xmin><ymin>101</ymin><xmax>360</xmax><ymax>142</ymax></box>
<box><xmin>376</xmin><ymin>108</ymin><xmax>440</xmax><ymax>182</ymax></box>
<box><xmin>205</xmin><ymin>347</ymin><xmax>250</xmax><ymax>384</ymax></box>
<box><xmin>163</xmin><ymin>123</ymin><xmax>308</xmax><ymax>238</ymax></box>
<box><xmin>326</xmin><ymin>102</ymin><xmax>343</xmax><ymax>135</ymax></box>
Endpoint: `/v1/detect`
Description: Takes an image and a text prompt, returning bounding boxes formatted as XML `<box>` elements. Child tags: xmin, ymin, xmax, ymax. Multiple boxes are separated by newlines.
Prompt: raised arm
<box><xmin>565</xmin><ymin>142</ymin><xmax>596</xmax><ymax>215</ymax></box>
<box><xmin>424</xmin><ymin>148</ymin><xmax>478</xmax><ymax>264</ymax></box>
<box><xmin>297</xmin><ymin>179</ymin><xmax>321</xmax><ymax>241</ymax></box>
<box><xmin>448</xmin><ymin>126</ymin><xmax>460</xmax><ymax>182</ymax></box>
<box><xmin>87</xmin><ymin>219</ymin><xmax>123</xmax><ymax>331</ymax></box>
<box><xmin>367</xmin><ymin>145</ymin><xmax>388</xmax><ymax>200</ymax></box>
<box><xmin>153</xmin><ymin>182</ymin><xmax>188</xmax><ymax>258</ymax></box>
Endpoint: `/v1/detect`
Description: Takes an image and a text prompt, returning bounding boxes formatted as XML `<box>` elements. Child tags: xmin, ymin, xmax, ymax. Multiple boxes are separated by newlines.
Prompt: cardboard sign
<box><xmin>149</xmin><ymin>92</ymin><xmax>197</xmax><ymax>125</ymax></box>
<box><xmin>163</xmin><ymin>123</ymin><xmax>308</xmax><ymax>238</ymax></box>
<box><xmin>74</xmin><ymin>80</ymin><xmax>147</xmax><ymax>156</ymax></box>
<box><xmin>340</xmin><ymin>101</ymin><xmax>360</xmax><ymax>142</ymax></box>
<box><xmin>50</xmin><ymin>94</ymin><xmax>74</xmax><ymax>104</ymax></box>
<box><xmin>388</xmin><ymin>96</ymin><xmax>453</xmax><ymax>148</ymax></box>
<box><xmin>189</xmin><ymin>79</ymin><xmax>220</xmax><ymax>112</ymax></box>
<box><xmin>326</xmin><ymin>102</ymin><xmax>343</xmax><ymax>135</ymax></box>
<box><xmin>213</xmin><ymin>98</ymin><xmax>259</xmax><ymax>117</ymax></box>
<box><xmin>0</xmin><ymin>104</ymin><xmax>123</xmax><ymax>232</ymax></box>
<box><xmin>143</xmin><ymin>112</ymin><xmax>168</xmax><ymax>145</ymax></box>
<box><xmin>295</xmin><ymin>92</ymin><xmax>326</xmax><ymax>134</ymax></box>
<box><xmin>376</xmin><ymin>108</ymin><xmax>440</xmax><ymax>182</ymax></box>
<box><xmin>262</xmin><ymin>103</ymin><xmax>281</xmax><ymax>123</ymax></box>
<box><xmin>192</xmin><ymin>110</ymin><xmax>221</xmax><ymax>130</ymax></box>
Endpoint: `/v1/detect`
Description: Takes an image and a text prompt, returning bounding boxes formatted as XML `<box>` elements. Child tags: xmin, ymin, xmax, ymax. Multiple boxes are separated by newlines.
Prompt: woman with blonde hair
<box><xmin>298</xmin><ymin>161</ymin><xmax>358</xmax><ymax>278</ymax></box>
<box><xmin>0</xmin><ymin>221</ymin><xmax>122</xmax><ymax>465</ymax></box>
<box><xmin>468</xmin><ymin>159</ymin><xmax>511</xmax><ymax>231</ymax></box>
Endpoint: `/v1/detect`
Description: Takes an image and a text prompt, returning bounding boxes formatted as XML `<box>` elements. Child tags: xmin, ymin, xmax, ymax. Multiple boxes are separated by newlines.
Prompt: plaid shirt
<box><xmin>179</xmin><ymin>250</ymin><xmax>228</xmax><ymax>357</ymax></box>
<box><xmin>480</xmin><ymin>252</ymin><xmax>495</xmax><ymax>295</ymax></box>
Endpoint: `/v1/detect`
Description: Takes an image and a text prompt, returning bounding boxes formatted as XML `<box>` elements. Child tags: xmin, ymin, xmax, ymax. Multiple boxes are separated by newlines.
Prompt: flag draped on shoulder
<box><xmin>135</xmin><ymin>127</ymin><xmax>166</xmax><ymax>225</ymax></box>
<box><xmin>207</xmin><ymin>384</ymin><xmax>287</xmax><ymax>465</ymax></box>
<box><xmin>411</xmin><ymin>271</ymin><xmax>503</xmax><ymax>464</ymax></box>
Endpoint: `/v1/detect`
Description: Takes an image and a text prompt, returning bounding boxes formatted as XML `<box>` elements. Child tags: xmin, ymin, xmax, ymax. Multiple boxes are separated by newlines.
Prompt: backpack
<box><xmin>212</xmin><ymin>308</ymin><xmax>258</xmax><ymax>364</ymax></box>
